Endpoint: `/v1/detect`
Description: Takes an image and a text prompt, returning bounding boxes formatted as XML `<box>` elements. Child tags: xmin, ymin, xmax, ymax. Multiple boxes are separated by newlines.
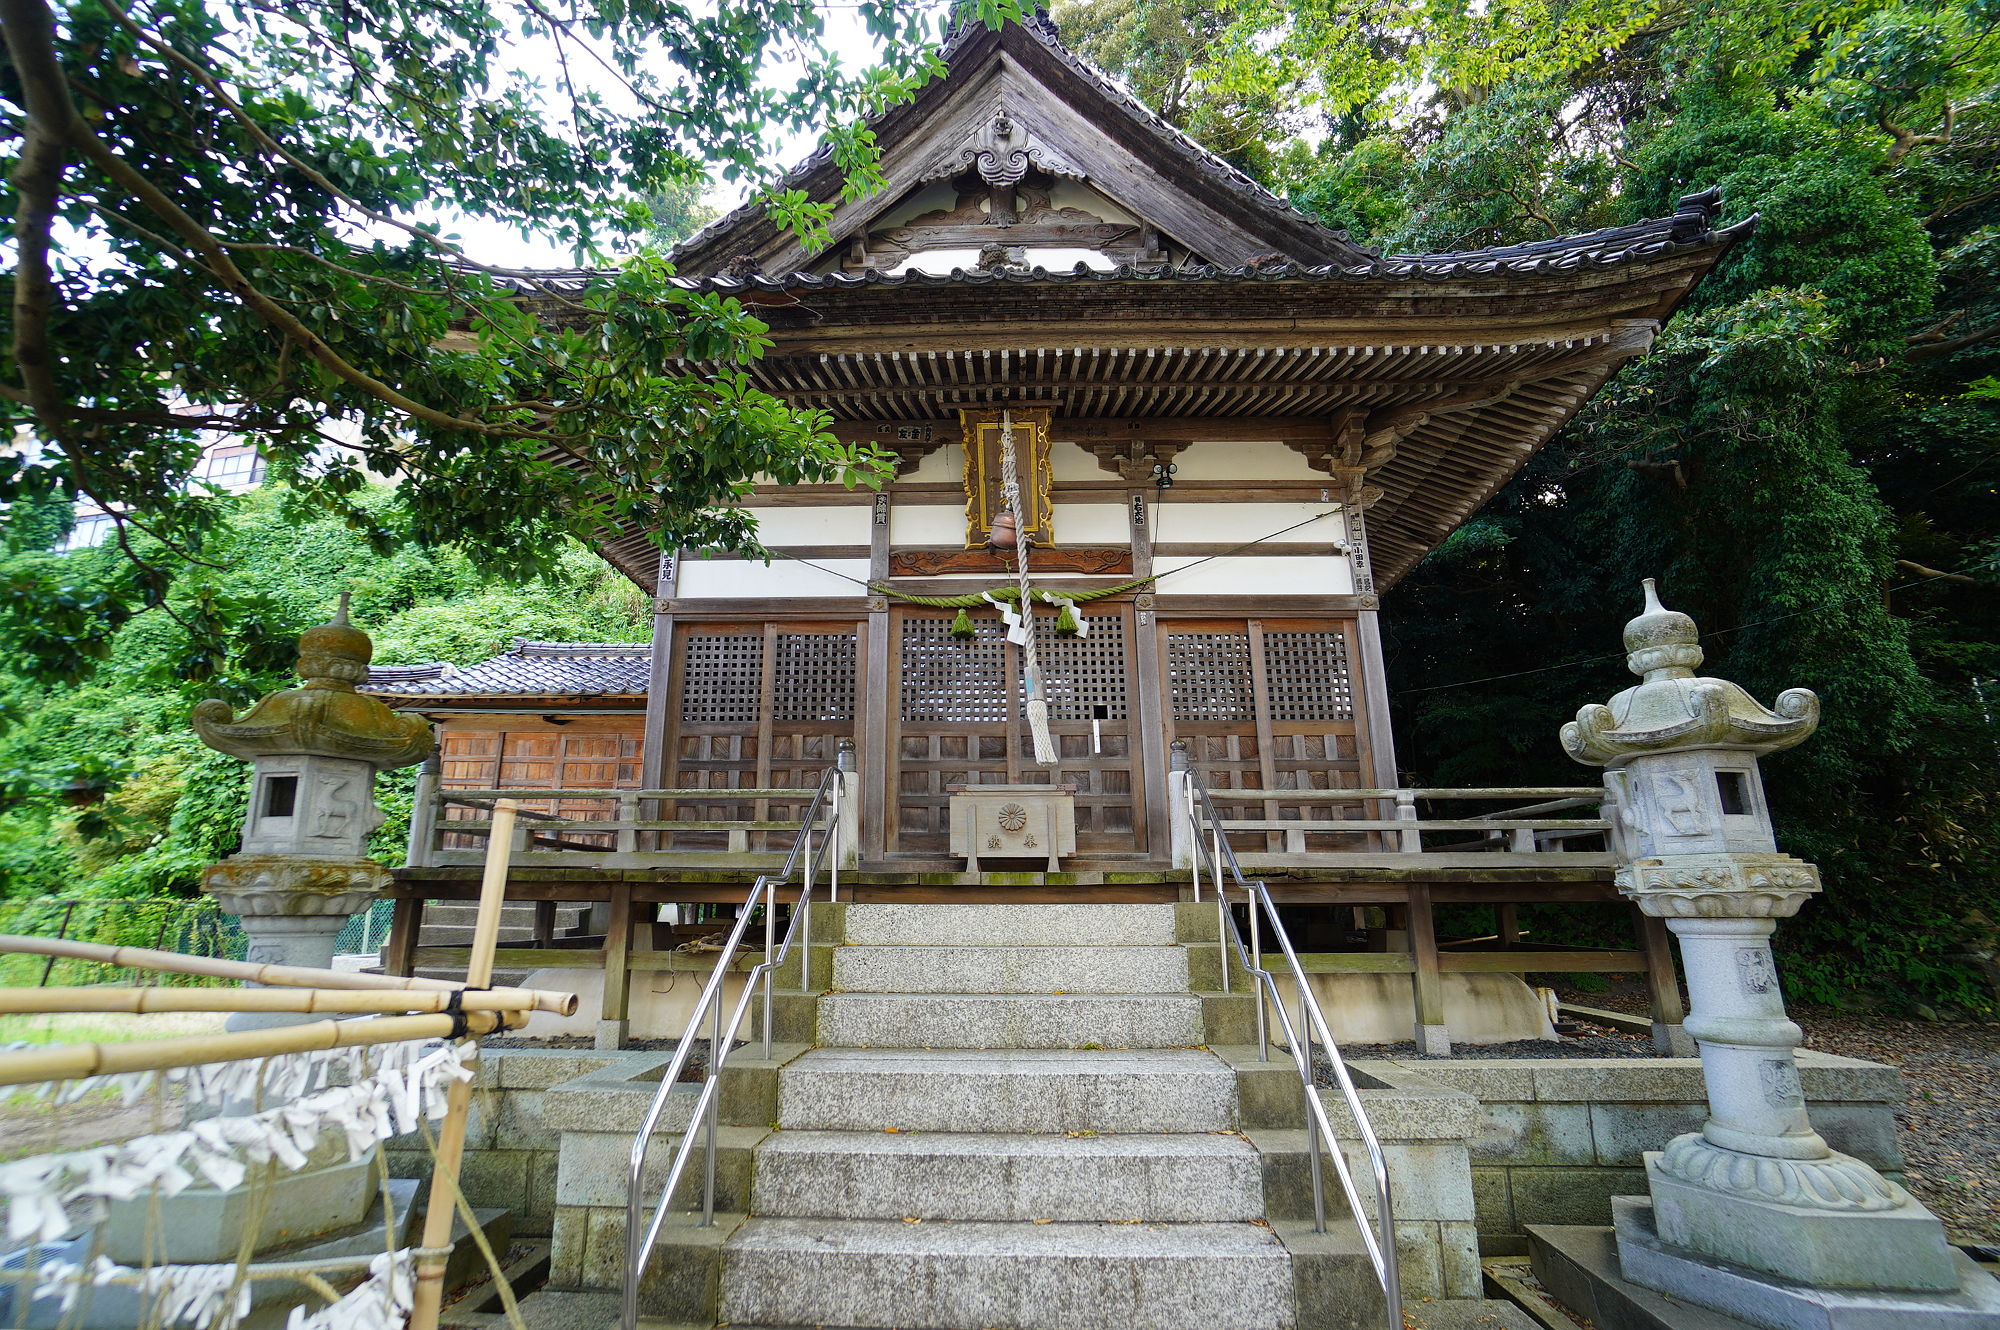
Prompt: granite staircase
<box><xmin>630</xmin><ymin>902</ymin><xmax>1390</xmax><ymax>1330</ymax></box>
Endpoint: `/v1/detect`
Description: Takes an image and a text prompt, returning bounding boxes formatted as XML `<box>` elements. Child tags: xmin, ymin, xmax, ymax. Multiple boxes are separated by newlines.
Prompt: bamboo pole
<box><xmin>0</xmin><ymin>1008</ymin><xmax>507</xmax><ymax>1089</ymax></box>
<box><xmin>409</xmin><ymin>798</ymin><xmax>517</xmax><ymax>1330</ymax></box>
<box><xmin>0</xmin><ymin>984</ymin><xmax>577</xmax><ymax>1018</ymax></box>
<box><xmin>0</xmin><ymin>934</ymin><xmax>472</xmax><ymax>993</ymax></box>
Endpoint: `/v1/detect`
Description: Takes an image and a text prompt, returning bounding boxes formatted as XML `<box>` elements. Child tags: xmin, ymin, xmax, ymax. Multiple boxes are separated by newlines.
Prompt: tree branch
<box><xmin>1</xmin><ymin>0</ymin><xmax>74</xmax><ymax>439</ymax></box>
<box><xmin>1903</xmin><ymin>317</ymin><xmax>2000</xmax><ymax>361</ymax></box>
<box><xmin>95</xmin><ymin>0</ymin><xmax>593</xmax><ymax>313</ymax></box>
<box><xmin>1894</xmin><ymin>559</ymin><xmax>1986</xmax><ymax>587</ymax></box>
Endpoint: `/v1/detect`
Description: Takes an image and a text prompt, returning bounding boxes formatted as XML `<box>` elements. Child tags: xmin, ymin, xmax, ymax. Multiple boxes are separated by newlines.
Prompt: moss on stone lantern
<box><xmin>192</xmin><ymin>595</ymin><xmax>433</xmax><ymax>1027</ymax></box>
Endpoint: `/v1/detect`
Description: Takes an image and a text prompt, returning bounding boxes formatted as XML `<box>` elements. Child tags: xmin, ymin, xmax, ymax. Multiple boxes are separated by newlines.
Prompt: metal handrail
<box><xmin>1179</xmin><ymin>766</ymin><xmax>1404</xmax><ymax>1330</ymax></box>
<box><xmin>617</xmin><ymin>757</ymin><xmax>847</xmax><ymax>1330</ymax></box>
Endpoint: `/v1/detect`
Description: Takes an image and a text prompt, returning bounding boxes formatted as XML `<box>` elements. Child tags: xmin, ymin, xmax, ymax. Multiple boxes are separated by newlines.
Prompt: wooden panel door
<box><xmin>890</xmin><ymin>605</ymin><xmax>1145</xmax><ymax>858</ymax></box>
<box><xmin>665</xmin><ymin>621</ymin><xmax>860</xmax><ymax>850</ymax></box>
<box><xmin>1162</xmin><ymin>617</ymin><xmax>1372</xmax><ymax>848</ymax></box>
<box><xmin>435</xmin><ymin>722</ymin><xmax>642</xmax><ymax>849</ymax></box>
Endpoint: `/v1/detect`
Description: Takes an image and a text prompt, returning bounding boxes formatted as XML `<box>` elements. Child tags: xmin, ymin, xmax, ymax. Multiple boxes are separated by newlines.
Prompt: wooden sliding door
<box><xmin>1162</xmin><ymin>616</ymin><xmax>1373</xmax><ymax>843</ymax></box>
<box><xmin>664</xmin><ymin>621</ymin><xmax>861</xmax><ymax>848</ymax></box>
<box><xmin>889</xmin><ymin>605</ymin><xmax>1145</xmax><ymax>857</ymax></box>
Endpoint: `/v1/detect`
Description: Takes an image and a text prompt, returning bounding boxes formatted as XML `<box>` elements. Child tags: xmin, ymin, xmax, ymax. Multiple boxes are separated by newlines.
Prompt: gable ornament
<box><xmin>920</xmin><ymin>106</ymin><xmax>1083</xmax><ymax>188</ymax></box>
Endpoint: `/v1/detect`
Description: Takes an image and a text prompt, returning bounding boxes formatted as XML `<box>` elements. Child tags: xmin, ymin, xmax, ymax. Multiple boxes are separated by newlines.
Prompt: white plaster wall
<box><xmin>889</xmin><ymin>501</ymin><xmax>1126</xmax><ymax>546</ymax></box>
<box><xmin>1266</xmin><ymin>973</ymin><xmax>1558</xmax><ymax>1045</ymax></box>
<box><xmin>1170</xmin><ymin>439</ymin><xmax>1333</xmax><ymax>482</ymax></box>
<box><xmin>738</xmin><ymin>505</ymin><xmax>871</xmax><ymax>545</ymax></box>
<box><xmin>1046</xmin><ymin>178</ymin><xmax>1137</xmax><ymax>223</ymax></box>
<box><xmin>1152</xmin><ymin>502</ymin><xmax>1345</xmax><ymax>545</ymax></box>
<box><xmin>897</xmin><ymin>445</ymin><xmax>964</xmax><ymax>484</ymax></box>
<box><xmin>519</xmin><ymin>966</ymin><xmax>751</xmax><ymax>1040</ymax></box>
<box><xmin>890</xmin><ymin>504</ymin><xmax>965</xmax><ymax>545</ymax></box>
<box><xmin>1049</xmin><ymin>439</ymin><xmax>1102</xmax><ymax>481</ymax></box>
<box><xmin>676</xmin><ymin>557</ymin><xmax>870</xmax><ymax>599</ymax></box>
<box><xmin>1152</xmin><ymin>554</ymin><xmax>1354</xmax><ymax>596</ymax></box>
<box><xmin>1051</xmin><ymin>502</ymin><xmax>1129</xmax><ymax>544</ymax></box>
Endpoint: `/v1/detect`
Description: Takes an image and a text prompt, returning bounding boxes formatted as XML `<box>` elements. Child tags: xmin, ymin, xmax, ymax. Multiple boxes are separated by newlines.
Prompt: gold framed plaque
<box><xmin>960</xmin><ymin>407</ymin><xmax>1054</xmax><ymax>547</ymax></box>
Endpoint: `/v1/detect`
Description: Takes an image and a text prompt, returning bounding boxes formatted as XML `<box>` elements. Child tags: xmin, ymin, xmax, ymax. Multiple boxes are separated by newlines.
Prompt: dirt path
<box><xmin>0</xmin><ymin>1011</ymin><xmax>222</xmax><ymax>1159</ymax></box>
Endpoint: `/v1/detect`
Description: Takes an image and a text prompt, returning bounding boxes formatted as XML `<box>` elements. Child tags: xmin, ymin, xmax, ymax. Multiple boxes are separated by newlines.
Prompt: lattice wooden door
<box><xmin>891</xmin><ymin>605</ymin><xmax>1144</xmax><ymax>857</ymax></box>
<box><xmin>1163</xmin><ymin>617</ymin><xmax>1372</xmax><ymax>844</ymax></box>
<box><xmin>664</xmin><ymin>622</ymin><xmax>860</xmax><ymax>850</ymax></box>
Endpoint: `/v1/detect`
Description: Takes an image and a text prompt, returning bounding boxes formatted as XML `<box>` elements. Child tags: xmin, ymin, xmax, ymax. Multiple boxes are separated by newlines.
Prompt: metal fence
<box><xmin>0</xmin><ymin>898</ymin><xmax>394</xmax><ymax>987</ymax></box>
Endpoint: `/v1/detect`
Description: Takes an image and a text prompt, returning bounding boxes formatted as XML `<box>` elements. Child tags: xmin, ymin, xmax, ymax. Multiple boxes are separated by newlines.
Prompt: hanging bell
<box><xmin>987</xmin><ymin>510</ymin><xmax>1019</xmax><ymax>550</ymax></box>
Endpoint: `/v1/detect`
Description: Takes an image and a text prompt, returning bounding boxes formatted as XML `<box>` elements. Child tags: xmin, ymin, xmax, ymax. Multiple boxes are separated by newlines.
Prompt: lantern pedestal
<box><xmin>1558</xmin><ymin>582</ymin><xmax>1999</xmax><ymax>1329</ymax></box>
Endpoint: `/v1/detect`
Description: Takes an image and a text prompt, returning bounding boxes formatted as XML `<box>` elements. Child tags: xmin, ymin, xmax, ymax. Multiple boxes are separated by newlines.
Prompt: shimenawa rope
<box><xmin>998</xmin><ymin>412</ymin><xmax>1057</xmax><ymax>764</ymax></box>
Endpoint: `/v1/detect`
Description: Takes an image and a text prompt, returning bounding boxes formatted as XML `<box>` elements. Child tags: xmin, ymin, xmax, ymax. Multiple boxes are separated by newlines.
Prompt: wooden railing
<box><xmin>407</xmin><ymin>776</ymin><xmax>824</xmax><ymax>868</ymax></box>
<box><xmin>1184</xmin><ymin>785</ymin><xmax>1619</xmax><ymax>867</ymax></box>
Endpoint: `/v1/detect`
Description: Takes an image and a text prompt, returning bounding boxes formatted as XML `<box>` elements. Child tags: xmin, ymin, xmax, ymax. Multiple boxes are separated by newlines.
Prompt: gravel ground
<box><xmin>1333</xmin><ymin>1014</ymin><xmax>1662</xmax><ymax>1063</ymax></box>
<box><xmin>1547</xmin><ymin>975</ymin><xmax>2000</xmax><ymax>1244</ymax></box>
<box><xmin>478</xmin><ymin>1034</ymin><xmax>741</xmax><ymax>1080</ymax></box>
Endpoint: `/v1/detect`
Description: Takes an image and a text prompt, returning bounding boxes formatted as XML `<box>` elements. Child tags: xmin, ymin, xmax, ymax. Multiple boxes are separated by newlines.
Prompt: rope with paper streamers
<box><xmin>858</xmin><ymin>511</ymin><xmax>1347</xmax><ymax>638</ymax></box>
<box><xmin>874</xmin><ymin>581</ymin><xmax>1154</xmax><ymax>639</ymax></box>
<box><xmin>997</xmin><ymin>411</ymin><xmax>1058</xmax><ymax>764</ymax></box>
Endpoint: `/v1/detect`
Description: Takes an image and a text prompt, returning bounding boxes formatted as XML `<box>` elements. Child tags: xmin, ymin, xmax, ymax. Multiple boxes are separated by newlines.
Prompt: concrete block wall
<box><xmin>1357</xmin><ymin>1051</ymin><xmax>1905</xmax><ymax>1256</ymax></box>
<box><xmin>386</xmin><ymin>1049</ymin><xmax>624</xmax><ymax>1238</ymax></box>
<box><xmin>1327</xmin><ymin>1073</ymin><xmax>1483</xmax><ymax>1299</ymax></box>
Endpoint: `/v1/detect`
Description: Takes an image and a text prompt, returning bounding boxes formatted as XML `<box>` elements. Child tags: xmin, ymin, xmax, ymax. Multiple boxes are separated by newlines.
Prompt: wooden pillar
<box><xmin>533</xmin><ymin>899</ymin><xmax>556</xmax><ymax>947</ymax></box>
<box><xmin>1344</xmin><ymin>502</ymin><xmax>1400</xmax><ymax>791</ymax></box>
<box><xmin>385</xmin><ymin>896</ymin><xmax>423</xmax><ymax>978</ymax></box>
<box><xmin>1128</xmin><ymin>485</ymin><xmax>1169</xmax><ymax>861</ymax></box>
<box><xmin>639</xmin><ymin>549</ymin><xmax>680</xmax><ymax>836</ymax></box>
<box><xmin>1496</xmin><ymin>903</ymin><xmax>1520</xmax><ymax>948</ymax></box>
<box><xmin>1634</xmin><ymin>906</ymin><xmax>1695</xmax><ymax>1055</ymax></box>
<box><xmin>1406</xmin><ymin>882</ymin><xmax>1450</xmax><ymax>1055</ymax></box>
<box><xmin>597</xmin><ymin>881</ymin><xmax>634</xmax><ymax>1050</ymax></box>
<box><xmin>862</xmin><ymin>488</ymin><xmax>893</xmax><ymax>864</ymax></box>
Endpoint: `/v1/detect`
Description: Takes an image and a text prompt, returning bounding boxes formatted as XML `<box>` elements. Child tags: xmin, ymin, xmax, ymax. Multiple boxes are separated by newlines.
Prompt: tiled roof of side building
<box><xmin>363</xmin><ymin>640</ymin><xmax>651</xmax><ymax>699</ymax></box>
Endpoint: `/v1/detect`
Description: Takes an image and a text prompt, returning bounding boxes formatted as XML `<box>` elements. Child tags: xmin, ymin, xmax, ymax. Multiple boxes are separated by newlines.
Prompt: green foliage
<box><xmin>1054</xmin><ymin>0</ymin><xmax>2000</xmax><ymax>1009</ymax></box>
<box><xmin>1051</xmin><ymin>0</ymin><xmax>1299</xmax><ymax>180</ymax></box>
<box><xmin>0</xmin><ymin>0</ymin><xmax>1023</xmax><ymax>684</ymax></box>
<box><xmin>645</xmin><ymin>177</ymin><xmax>722</xmax><ymax>248</ymax></box>
<box><xmin>0</xmin><ymin>485</ymin><xmax>647</xmax><ymax>900</ymax></box>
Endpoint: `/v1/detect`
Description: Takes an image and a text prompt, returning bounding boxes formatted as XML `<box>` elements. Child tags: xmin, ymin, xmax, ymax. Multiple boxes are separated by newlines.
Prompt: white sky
<box><xmin>422</xmin><ymin>4</ymin><xmax>916</xmax><ymax>269</ymax></box>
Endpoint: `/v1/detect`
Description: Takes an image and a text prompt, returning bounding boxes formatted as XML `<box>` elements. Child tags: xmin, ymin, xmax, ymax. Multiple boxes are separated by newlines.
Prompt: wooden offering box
<box><xmin>947</xmin><ymin>784</ymin><xmax>1078</xmax><ymax>872</ymax></box>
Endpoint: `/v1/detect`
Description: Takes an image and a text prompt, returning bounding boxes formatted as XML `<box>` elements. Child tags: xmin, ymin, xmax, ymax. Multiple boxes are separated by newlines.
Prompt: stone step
<box><xmin>410</xmin><ymin>966</ymin><xmax>534</xmax><ymax>987</ymax></box>
<box><xmin>777</xmin><ymin>1048</ymin><xmax>1237</xmax><ymax>1133</ymax></box>
<box><xmin>717</xmin><ymin>1216</ymin><xmax>1296</xmax><ymax>1330</ymax></box>
<box><xmin>751</xmin><ymin>1130</ymin><xmax>1264</xmax><ymax>1222</ymax></box>
<box><xmin>843</xmin><ymin>903</ymin><xmax>1179</xmax><ymax>948</ymax></box>
<box><xmin>831</xmin><ymin>944</ymin><xmax>1190</xmax><ymax>995</ymax></box>
<box><xmin>415</xmin><ymin>924</ymin><xmax>591</xmax><ymax>947</ymax></box>
<box><xmin>421</xmin><ymin>902</ymin><xmax>587</xmax><ymax>928</ymax></box>
<box><xmin>817</xmin><ymin>993</ymin><xmax>1205</xmax><ymax>1049</ymax></box>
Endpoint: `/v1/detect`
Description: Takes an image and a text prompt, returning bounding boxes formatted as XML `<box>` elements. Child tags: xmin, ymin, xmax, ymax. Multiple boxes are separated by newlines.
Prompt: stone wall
<box><xmin>1319</xmin><ymin>1070</ymin><xmax>1483</xmax><ymax>1298</ymax></box>
<box><xmin>1353</xmin><ymin>1051</ymin><xmax>1904</xmax><ymax>1256</ymax></box>
<box><xmin>387</xmin><ymin>1048</ymin><xmax>624</xmax><ymax>1238</ymax></box>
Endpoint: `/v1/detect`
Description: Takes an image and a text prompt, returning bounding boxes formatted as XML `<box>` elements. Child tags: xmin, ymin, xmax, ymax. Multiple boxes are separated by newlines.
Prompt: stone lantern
<box><xmin>192</xmin><ymin>595</ymin><xmax>432</xmax><ymax>1028</ymax></box>
<box><xmin>1562</xmin><ymin>581</ymin><xmax>1995</xmax><ymax>1326</ymax></box>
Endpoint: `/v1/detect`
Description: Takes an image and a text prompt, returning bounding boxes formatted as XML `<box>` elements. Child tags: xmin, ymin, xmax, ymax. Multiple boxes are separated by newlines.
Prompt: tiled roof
<box><xmin>364</xmin><ymin>640</ymin><xmax>650</xmax><ymax>698</ymax></box>
<box><xmin>664</xmin><ymin>13</ymin><xmax>1375</xmax><ymax>274</ymax></box>
<box><xmin>488</xmin><ymin>189</ymin><xmax>1743</xmax><ymax>298</ymax></box>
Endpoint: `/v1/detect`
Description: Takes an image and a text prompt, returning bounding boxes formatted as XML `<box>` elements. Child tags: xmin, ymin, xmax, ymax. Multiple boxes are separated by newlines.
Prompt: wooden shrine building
<box><xmin>366</xmin><ymin>14</ymin><xmax>1743</xmax><ymax>1049</ymax></box>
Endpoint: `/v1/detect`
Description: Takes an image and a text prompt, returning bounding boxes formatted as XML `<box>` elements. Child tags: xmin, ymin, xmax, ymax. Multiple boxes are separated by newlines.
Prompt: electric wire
<box><xmin>1396</xmin><ymin>565</ymin><xmax>1985</xmax><ymax>696</ymax></box>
